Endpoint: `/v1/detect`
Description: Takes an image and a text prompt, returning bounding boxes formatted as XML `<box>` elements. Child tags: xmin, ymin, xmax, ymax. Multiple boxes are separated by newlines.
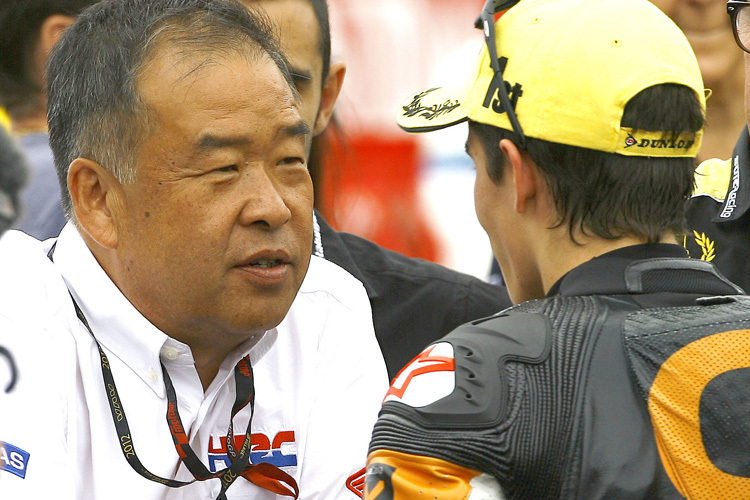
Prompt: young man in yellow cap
<box><xmin>364</xmin><ymin>0</ymin><xmax>750</xmax><ymax>498</ymax></box>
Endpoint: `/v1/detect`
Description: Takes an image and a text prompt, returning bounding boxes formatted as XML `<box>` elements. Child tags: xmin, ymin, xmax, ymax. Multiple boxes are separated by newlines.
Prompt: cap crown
<box><xmin>398</xmin><ymin>0</ymin><xmax>706</xmax><ymax>157</ymax></box>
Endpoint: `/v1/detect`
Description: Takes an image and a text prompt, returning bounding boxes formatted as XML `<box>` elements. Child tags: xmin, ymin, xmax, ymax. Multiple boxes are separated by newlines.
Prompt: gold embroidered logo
<box><xmin>693</xmin><ymin>231</ymin><xmax>716</xmax><ymax>262</ymax></box>
<box><xmin>402</xmin><ymin>89</ymin><xmax>460</xmax><ymax>121</ymax></box>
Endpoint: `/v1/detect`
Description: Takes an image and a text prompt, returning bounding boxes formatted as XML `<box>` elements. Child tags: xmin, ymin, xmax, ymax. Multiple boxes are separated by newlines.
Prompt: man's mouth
<box><xmin>249</xmin><ymin>259</ymin><xmax>283</xmax><ymax>269</ymax></box>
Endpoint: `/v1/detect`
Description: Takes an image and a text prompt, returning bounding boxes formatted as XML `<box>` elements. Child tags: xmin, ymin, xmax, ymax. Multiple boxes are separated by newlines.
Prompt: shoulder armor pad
<box><xmin>383</xmin><ymin>312</ymin><xmax>551</xmax><ymax>430</ymax></box>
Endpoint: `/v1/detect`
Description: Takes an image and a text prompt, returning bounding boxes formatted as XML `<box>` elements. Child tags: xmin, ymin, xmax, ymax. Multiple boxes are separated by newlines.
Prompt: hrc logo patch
<box><xmin>207</xmin><ymin>431</ymin><xmax>297</xmax><ymax>472</ymax></box>
<box><xmin>0</xmin><ymin>441</ymin><xmax>30</xmax><ymax>479</ymax></box>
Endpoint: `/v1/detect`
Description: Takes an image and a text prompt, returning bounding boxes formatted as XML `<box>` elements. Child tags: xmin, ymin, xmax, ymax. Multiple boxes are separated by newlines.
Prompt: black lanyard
<box><xmin>49</xmin><ymin>244</ymin><xmax>299</xmax><ymax>499</ymax></box>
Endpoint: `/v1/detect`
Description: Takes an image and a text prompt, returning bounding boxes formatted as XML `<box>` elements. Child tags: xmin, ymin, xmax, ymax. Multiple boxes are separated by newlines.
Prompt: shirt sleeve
<box><xmin>296</xmin><ymin>264</ymin><xmax>390</xmax><ymax>500</ymax></box>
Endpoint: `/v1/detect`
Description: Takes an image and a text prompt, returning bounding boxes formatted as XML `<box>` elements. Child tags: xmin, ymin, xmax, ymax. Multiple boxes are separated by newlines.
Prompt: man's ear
<box><xmin>38</xmin><ymin>15</ymin><xmax>75</xmax><ymax>57</ymax></box>
<box><xmin>32</xmin><ymin>15</ymin><xmax>75</xmax><ymax>89</ymax></box>
<box><xmin>67</xmin><ymin>158</ymin><xmax>122</xmax><ymax>249</ymax></box>
<box><xmin>312</xmin><ymin>61</ymin><xmax>346</xmax><ymax>136</ymax></box>
<box><xmin>498</xmin><ymin>138</ymin><xmax>543</xmax><ymax>215</ymax></box>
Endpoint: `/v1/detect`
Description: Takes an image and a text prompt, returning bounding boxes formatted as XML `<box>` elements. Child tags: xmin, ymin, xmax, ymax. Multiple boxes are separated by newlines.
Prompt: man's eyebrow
<box><xmin>196</xmin><ymin>122</ymin><xmax>310</xmax><ymax>150</ymax></box>
<box><xmin>289</xmin><ymin>68</ymin><xmax>313</xmax><ymax>83</ymax></box>
<box><xmin>279</xmin><ymin>120</ymin><xmax>312</xmax><ymax>140</ymax></box>
<box><xmin>198</xmin><ymin>134</ymin><xmax>252</xmax><ymax>149</ymax></box>
<box><xmin>464</xmin><ymin>140</ymin><xmax>471</xmax><ymax>156</ymax></box>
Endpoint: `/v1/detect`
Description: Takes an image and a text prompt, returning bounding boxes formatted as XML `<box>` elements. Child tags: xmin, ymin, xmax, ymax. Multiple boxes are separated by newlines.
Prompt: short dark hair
<box><xmin>470</xmin><ymin>83</ymin><xmax>705</xmax><ymax>243</ymax></box>
<box><xmin>0</xmin><ymin>0</ymin><xmax>99</xmax><ymax>119</ymax></box>
<box><xmin>47</xmin><ymin>0</ymin><xmax>295</xmax><ymax>218</ymax></box>
<box><xmin>308</xmin><ymin>0</ymin><xmax>331</xmax><ymax>83</ymax></box>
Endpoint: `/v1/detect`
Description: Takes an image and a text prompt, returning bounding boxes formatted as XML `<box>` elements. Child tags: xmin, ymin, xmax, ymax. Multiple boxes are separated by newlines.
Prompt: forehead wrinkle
<box><xmin>140</xmin><ymin>41</ymin><xmax>262</xmax><ymax>91</ymax></box>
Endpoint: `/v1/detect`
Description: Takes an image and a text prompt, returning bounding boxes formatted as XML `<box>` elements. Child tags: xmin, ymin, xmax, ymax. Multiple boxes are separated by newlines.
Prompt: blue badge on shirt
<box><xmin>0</xmin><ymin>441</ymin><xmax>30</xmax><ymax>478</ymax></box>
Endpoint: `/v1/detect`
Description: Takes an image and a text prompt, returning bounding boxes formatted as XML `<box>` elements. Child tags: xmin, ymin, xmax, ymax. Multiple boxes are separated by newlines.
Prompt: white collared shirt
<box><xmin>0</xmin><ymin>225</ymin><xmax>388</xmax><ymax>499</ymax></box>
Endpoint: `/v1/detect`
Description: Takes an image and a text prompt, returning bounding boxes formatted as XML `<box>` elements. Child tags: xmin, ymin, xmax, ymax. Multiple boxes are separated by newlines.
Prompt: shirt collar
<box><xmin>546</xmin><ymin>243</ymin><xmax>742</xmax><ymax>297</ymax></box>
<box><xmin>52</xmin><ymin>223</ymin><xmax>276</xmax><ymax>397</ymax></box>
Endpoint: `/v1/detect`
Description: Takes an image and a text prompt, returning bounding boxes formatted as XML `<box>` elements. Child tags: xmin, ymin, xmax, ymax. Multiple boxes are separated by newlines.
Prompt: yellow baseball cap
<box><xmin>397</xmin><ymin>0</ymin><xmax>705</xmax><ymax>158</ymax></box>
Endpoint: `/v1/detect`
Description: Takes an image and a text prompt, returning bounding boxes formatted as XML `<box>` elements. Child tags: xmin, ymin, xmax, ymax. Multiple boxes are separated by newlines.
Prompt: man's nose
<box><xmin>237</xmin><ymin>168</ymin><xmax>292</xmax><ymax>229</ymax></box>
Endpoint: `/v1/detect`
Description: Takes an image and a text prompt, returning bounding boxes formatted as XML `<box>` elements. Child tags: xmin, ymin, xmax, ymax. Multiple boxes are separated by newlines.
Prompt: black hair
<box><xmin>244</xmin><ymin>0</ymin><xmax>331</xmax><ymax>85</ymax></box>
<box><xmin>308</xmin><ymin>0</ymin><xmax>331</xmax><ymax>83</ymax></box>
<box><xmin>47</xmin><ymin>0</ymin><xmax>295</xmax><ymax>218</ymax></box>
<box><xmin>0</xmin><ymin>0</ymin><xmax>99</xmax><ymax>119</ymax></box>
<box><xmin>470</xmin><ymin>83</ymin><xmax>705</xmax><ymax>243</ymax></box>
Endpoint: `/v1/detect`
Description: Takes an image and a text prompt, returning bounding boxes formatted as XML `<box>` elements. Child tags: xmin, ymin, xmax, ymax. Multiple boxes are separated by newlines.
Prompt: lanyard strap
<box><xmin>160</xmin><ymin>357</ymin><xmax>255</xmax><ymax>495</ymax></box>
<box><xmin>74</xmin><ymin>294</ymin><xmax>299</xmax><ymax>499</ymax></box>
<box><xmin>49</xmin><ymin>243</ymin><xmax>298</xmax><ymax>498</ymax></box>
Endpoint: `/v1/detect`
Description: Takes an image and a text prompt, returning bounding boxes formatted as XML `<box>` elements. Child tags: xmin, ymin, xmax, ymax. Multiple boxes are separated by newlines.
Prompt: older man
<box><xmin>0</xmin><ymin>0</ymin><xmax>386</xmax><ymax>498</ymax></box>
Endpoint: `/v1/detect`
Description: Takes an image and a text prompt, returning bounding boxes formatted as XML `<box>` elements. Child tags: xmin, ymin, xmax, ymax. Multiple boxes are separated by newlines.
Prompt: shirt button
<box><xmin>146</xmin><ymin>370</ymin><xmax>158</xmax><ymax>383</ymax></box>
<box><xmin>161</xmin><ymin>347</ymin><xmax>179</xmax><ymax>361</ymax></box>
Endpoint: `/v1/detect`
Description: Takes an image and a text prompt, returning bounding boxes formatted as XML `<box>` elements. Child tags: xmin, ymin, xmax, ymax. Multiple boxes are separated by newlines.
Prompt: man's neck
<box><xmin>10</xmin><ymin>109</ymin><xmax>48</xmax><ymax>136</ymax></box>
<box><xmin>187</xmin><ymin>333</ymin><xmax>263</xmax><ymax>392</ymax></box>
<box><xmin>193</xmin><ymin>350</ymin><xmax>229</xmax><ymax>392</ymax></box>
<box><xmin>539</xmin><ymin>233</ymin><xmax>678</xmax><ymax>298</ymax></box>
<box><xmin>83</xmin><ymin>233</ymin><xmax>264</xmax><ymax>393</ymax></box>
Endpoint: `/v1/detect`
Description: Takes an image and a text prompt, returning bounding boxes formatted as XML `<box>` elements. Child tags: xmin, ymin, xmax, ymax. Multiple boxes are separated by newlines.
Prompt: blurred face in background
<box><xmin>650</xmin><ymin>0</ymin><xmax>742</xmax><ymax>85</ymax></box>
<box><xmin>245</xmin><ymin>0</ymin><xmax>324</xmax><ymax>135</ymax></box>
<box><xmin>243</xmin><ymin>0</ymin><xmax>345</xmax><ymax>144</ymax></box>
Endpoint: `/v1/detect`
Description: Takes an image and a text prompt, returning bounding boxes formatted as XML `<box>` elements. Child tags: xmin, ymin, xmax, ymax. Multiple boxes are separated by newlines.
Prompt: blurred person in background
<box><xmin>0</xmin><ymin>108</ymin><xmax>11</xmax><ymax>131</ymax></box>
<box><xmin>0</xmin><ymin>0</ymin><xmax>99</xmax><ymax>240</ymax></box>
<box><xmin>0</xmin><ymin>114</ymin><xmax>27</xmax><ymax>419</ymax></box>
<box><xmin>0</xmin><ymin>125</ymin><xmax>27</xmax><ymax>240</ymax></box>
<box><xmin>242</xmin><ymin>0</ymin><xmax>512</xmax><ymax>380</ymax></box>
<box><xmin>683</xmin><ymin>1</ymin><xmax>750</xmax><ymax>291</ymax></box>
<box><xmin>651</xmin><ymin>0</ymin><xmax>745</xmax><ymax>162</ymax></box>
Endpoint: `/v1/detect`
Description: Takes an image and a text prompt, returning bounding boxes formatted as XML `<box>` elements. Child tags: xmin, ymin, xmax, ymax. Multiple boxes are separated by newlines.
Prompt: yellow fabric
<box><xmin>693</xmin><ymin>158</ymin><xmax>732</xmax><ymax>201</ymax></box>
<box><xmin>397</xmin><ymin>0</ymin><xmax>704</xmax><ymax>158</ymax></box>
<box><xmin>648</xmin><ymin>330</ymin><xmax>750</xmax><ymax>499</ymax></box>
<box><xmin>365</xmin><ymin>449</ymin><xmax>481</xmax><ymax>500</ymax></box>
<box><xmin>0</xmin><ymin>108</ymin><xmax>11</xmax><ymax>132</ymax></box>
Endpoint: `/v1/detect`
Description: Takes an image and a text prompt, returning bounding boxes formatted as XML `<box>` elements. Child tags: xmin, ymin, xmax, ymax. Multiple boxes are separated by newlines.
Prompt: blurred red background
<box><xmin>315</xmin><ymin>0</ymin><xmax>486</xmax><ymax>268</ymax></box>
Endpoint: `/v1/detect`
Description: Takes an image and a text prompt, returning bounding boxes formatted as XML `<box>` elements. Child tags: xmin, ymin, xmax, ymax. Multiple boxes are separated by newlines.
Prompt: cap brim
<box><xmin>396</xmin><ymin>87</ymin><xmax>468</xmax><ymax>133</ymax></box>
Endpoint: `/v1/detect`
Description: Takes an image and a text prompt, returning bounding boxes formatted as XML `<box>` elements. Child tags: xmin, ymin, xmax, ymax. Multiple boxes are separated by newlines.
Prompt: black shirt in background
<box><xmin>315</xmin><ymin>212</ymin><xmax>511</xmax><ymax>379</ymax></box>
